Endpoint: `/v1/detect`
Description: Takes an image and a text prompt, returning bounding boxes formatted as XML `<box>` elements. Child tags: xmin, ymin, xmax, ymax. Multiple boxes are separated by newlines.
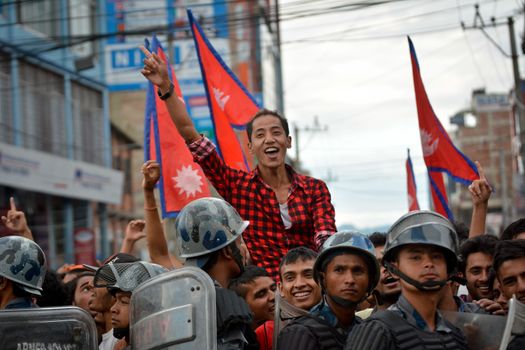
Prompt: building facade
<box><xmin>0</xmin><ymin>1</ymin><xmax>127</xmax><ymax>268</ymax></box>
<box><xmin>449</xmin><ymin>89</ymin><xmax>518</xmax><ymax>234</ymax></box>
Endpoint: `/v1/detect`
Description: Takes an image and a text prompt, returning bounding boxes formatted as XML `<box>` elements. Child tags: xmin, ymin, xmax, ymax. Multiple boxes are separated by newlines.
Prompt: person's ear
<box><xmin>286</xmin><ymin>135</ymin><xmax>292</xmax><ymax>149</ymax></box>
<box><xmin>221</xmin><ymin>246</ymin><xmax>234</xmax><ymax>261</ymax></box>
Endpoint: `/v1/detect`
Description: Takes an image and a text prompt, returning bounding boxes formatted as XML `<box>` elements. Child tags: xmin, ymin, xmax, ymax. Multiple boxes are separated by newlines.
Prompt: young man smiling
<box><xmin>229</xmin><ymin>266</ymin><xmax>277</xmax><ymax>328</ymax></box>
<box><xmin>346</xmin><ymin>211</ymin><xmax>468</xmax><ymax>350</ymax></box>
<box><xmin>278</xmin><ymin>247</ymin><xmax>322</xmax><ymax>310</ymax></box>
<box><xmin>141</xmin><ymin>49</ymin><xmax>336</xmax><ymax>279</ymax></box>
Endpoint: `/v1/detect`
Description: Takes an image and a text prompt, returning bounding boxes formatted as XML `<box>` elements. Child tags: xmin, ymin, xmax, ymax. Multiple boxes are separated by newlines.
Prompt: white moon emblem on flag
<box><xmin>172</xmin><ymin>165</ymin><xmax>203</xmax><ymax>198</ymax></box>
<box><xmin>420</xmin><ymin>128</ymin><xmax>439</xmax><ymax>157</ymax></box>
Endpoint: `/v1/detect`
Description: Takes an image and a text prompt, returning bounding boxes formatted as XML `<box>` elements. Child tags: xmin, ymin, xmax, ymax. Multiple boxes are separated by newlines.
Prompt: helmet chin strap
<box><xmin>113</xmin><ymin>327</ymin><xmax>129</xmax><ymax>340</ymax></box>
<box><xmin>327</xmin><ymin>293</ymin><xmax>360</xmax><ymax>309</ymax></box>
<box><xmin>230</xmin><ymin>243</ymin><xmax>245</xmax><ymax>275</ymax></box>
<box><xmin>384</xmin><ymin>262</ymin><xmax>447</xmax><ymax>292</ymax></box>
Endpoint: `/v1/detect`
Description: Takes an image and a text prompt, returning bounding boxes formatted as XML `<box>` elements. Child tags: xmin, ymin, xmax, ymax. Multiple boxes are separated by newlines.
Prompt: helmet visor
<box><xmin>387</xmin><ymin>224</ymin><xmax>458</xmax><ymax>259</ymax></box>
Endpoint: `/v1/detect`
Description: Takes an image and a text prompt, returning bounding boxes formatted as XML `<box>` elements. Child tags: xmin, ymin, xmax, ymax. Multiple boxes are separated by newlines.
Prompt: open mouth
<box><xmin>292</xmin><ymin>290</ymin><xmax>312</xmax><ymax>300</ymax></box>
<box><xmin>264</xmin><ymin>147</ymin><xmax>279</xmax><ymax>155</ymax></box>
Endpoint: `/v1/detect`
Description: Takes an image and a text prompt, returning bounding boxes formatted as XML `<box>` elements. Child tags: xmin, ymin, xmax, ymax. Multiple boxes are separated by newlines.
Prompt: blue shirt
<box><xmin>4</xmin><ymin>297</ymin><xmax>36</xmax><ymax>309</ymax></box>
<box><xmin>388</xmin><ymin>295</ymin><xmax>452</xmax><ymax>333</ymax></box>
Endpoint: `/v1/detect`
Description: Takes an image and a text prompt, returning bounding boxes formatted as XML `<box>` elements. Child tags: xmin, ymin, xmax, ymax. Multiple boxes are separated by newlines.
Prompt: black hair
<box><xmin>501</xmin><ymin>218</ymin><xmax>525</xmax><ymax>240</ymax></box>
<box><xmin>453</xmin><ymin>221</ymin><xmax>470</xmax><ymax>244</ymax></box>
<box><xmin>488</xmin><ymin>267</ymin><xmax>497</xmax><ymax>291</ymax></box>
<box><xmin>228</xmin><ymin>265</ymin><xmax>270</xmax><ymax>299</ymax></box>
<box><xmin>246</xmin><ymin>108</ymin><xmax>290</xmax><ymax>140</ymax></box>
<box><xmin>279</xmin><ymin>246</ymin><xmax>318</xmax><ymax>278</ymax></box>
<box><xmin>493</xmin><ymin>239</ymin><xmax>525</xmax><ymax>274</ymax></box>
<box><xmin>458</xmin><ymin>235</ymin><xmax>499</xmax><ymax>274</ymax></box>
<box><xmin>36</xmin><ymin>270</ymin><xmax>70</xmax><ymax>307</ymax></box>
<box><xmin>368</xmin><ymin>232</ymin><xmax>387</xmax><ymax>247</ymax></box>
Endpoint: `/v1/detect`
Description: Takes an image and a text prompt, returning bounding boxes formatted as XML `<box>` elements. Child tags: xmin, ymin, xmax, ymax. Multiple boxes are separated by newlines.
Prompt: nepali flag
<box><xmin>187</xmin><ymin>9</ymin><xmax>260</xmax><ymax>171</ymax></box>
<box><xmin>408</xmin><ymin>37</ymin><xmax>478</xmax><ymax>219</ymax></box>
<box><xmin>144</xmin><ymin>35</ymin><xmax>210</xmax><ymax>218</ymax></box>
<box><xmin>406</xmin><ymin>149</ymin><xmax>420</xmax><ymax>212</ymax></box>
<box><xmin>428</xmin><ymin>170</ymin><xmax>452</xmax><ymax>219</ymax></box>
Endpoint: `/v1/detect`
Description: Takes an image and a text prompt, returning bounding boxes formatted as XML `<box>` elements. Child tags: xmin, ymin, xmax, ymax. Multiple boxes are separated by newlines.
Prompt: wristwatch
<box><xmin>157</xmin><ymin>82</ymin><xmax>174</xmax><ymax>100</ymax></box>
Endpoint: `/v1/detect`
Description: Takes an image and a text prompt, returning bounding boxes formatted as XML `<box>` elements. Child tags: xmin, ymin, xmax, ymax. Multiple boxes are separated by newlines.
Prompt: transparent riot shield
<box><xmin>130</xmin><ymin>266</ymin><xmax>216</xmax><ymax>350</ymax></box>
<box><xmin>272</xmin><ymin>293</ymin><xmax>309</xmax><ymax>350</ymax></box>
<box><xmin>499</xmin><ymin>295</ymin><xmax>525</xmax><ymax>350</ymax></box>
<box><xmin>442</xmin><ymin>310</ymin><xmax>506</xmax><ymax>350</ymax></box>
<box><xmin>0</xmin><ymin>306</ymin><xmax>97</xmax><ymax>350</ymax></box>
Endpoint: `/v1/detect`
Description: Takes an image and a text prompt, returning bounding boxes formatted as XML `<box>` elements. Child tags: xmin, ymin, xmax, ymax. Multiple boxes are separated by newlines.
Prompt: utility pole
<box><xmin>293</xmin><ymin>116</ymin><xmax>328</xmax><ymax>165</ymax></box>
<box><xmin>462</xmin><ymin>5</ymin><xmax>525</xmax><ymax>171</ymax></box>
<box><xmin>508</xmin><ymin>16</ymin><xmax>525</xmax><ymax>172</ymax></box>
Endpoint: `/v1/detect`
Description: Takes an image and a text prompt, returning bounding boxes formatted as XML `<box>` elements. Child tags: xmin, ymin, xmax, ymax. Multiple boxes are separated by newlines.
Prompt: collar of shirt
<box><xmin>310</xmin><ymin>298</ymin><xmax>361</xmax><ymax>334</ymax></box>
<box><xmin>388</xmin><ymin>295</ymin><xmax>452</xmax><ymax>333</ymax></box>
<box><xmin>4</xmin><ymin>297</ymin><xmax>36</xmax><ymax>309</ymax></box>
<box><xmin>250</xmin><ymin>164</ymin><xmax>307</xmax><ymax>190</ymax></box>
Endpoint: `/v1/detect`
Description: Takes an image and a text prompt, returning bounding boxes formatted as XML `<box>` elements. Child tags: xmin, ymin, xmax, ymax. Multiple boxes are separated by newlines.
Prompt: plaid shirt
<box><xmin>189</xmin><ymin>136</ymin><xmax>336</xmax><ymax>279</ymax></box>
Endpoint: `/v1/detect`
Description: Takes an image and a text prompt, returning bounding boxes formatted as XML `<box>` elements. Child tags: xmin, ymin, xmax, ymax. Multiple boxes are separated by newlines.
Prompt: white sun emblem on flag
<box><xmin>420</xmin><ymin>128</ymin><xmax>439</xmax><ymax>157</ymax></box>
<box><xmin>172</xmin><ymin>165</ymin><xmax>203</xmax><ymax>198</ymax></box>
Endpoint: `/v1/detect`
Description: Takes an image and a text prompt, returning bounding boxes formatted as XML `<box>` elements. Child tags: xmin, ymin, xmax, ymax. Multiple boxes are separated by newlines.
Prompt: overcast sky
<box><xmin>279</xmin><ymin>0</ymin><xmax>524</xmax><ymax>229</ymax></box>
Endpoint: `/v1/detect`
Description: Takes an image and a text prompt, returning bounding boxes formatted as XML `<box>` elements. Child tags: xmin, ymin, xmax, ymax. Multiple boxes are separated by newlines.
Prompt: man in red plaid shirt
<box><xmin>142</xmin><ymin>48</ymin><xmax>336</xmax><ymax>278</ymax></box>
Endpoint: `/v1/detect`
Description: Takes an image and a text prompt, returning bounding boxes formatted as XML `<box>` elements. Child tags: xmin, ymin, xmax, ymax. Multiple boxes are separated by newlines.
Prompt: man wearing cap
<box><xmin>346</xmin><ymin>211</ymin><xmax>468</xmax><ymax>350</ymax></box>
<box><xmin>277</xmin><ymin>231</ymin><xmax>379</xmax><ymax>350</ymax></box>
<box><xmin>0</xmin><ymin>235</ymin><xmax>46</xmax><ymax>309</ymax></box>
<box><xmin>93</xmin><ymin>261</ymin><xmax>167</xmax><ymax>350</ymax></box>
<box><xmin>86</xmin><ymin>253</ymin><xmax>139</xmax><ymax>350</ymax></box>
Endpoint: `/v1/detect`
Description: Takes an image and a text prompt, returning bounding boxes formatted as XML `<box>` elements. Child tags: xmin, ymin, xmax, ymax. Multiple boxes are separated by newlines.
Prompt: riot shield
<box><xmin>499</xmin><ymin>295</ymin><xmax>525</xmax><ymax>350</ymax></box>
<box><xmin>0</xmin><ymin>306</ymin><xmax>97</xmax><ymax>350</ymax></box>
<box><xmin>442</xmin><ymin>310</ymin><xmax>506</xmax><ymax>350</ymax></box>
<box><xmin>272</xmin><ymin>293</ymin><xmax>309</xmax><ymax>350</ymax></box>
<box><xmin>130</xmin><ymin>266</ymin><xmax>216</xmax><ymax>350</ymax></box>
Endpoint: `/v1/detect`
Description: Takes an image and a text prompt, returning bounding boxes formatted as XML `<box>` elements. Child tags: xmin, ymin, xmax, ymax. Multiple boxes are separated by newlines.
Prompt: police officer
<box><xmin>0</xmin><ymin>235</ymin><xmax>46</xmax><ymax>309</ymax></box>
<box><xmin>346</xmin><ymin>211</ymin><xmax>468</xmax><ymax>350</ymax></box>
<box><xmin>277</xmin><ymin>231</ymin><xmax>380</xmax><ymax>350</ymax></box>
<box><xmin>93</xmin><ymin>261</ymin><xmax>168</xmax><ymax>349</ymax></box>
<box><xmin>175</xmin><ymin>197</ymin><xmax>259</xmax><ymax>349</ymax></box>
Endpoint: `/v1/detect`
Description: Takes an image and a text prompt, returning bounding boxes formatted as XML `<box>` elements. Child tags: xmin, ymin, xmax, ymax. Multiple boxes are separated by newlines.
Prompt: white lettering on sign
<box><xmin>16</xmin><ymin>343</ymin><xmax>78</xmax><ymax>350</ymax></box>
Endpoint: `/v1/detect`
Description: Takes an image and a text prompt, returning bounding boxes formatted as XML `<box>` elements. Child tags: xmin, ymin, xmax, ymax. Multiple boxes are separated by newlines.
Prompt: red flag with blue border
<box><xmin>187</xmin><ymin>9</ymin><xmax>259</xmax><ymax>172</ymax></box>
<box><xmin>428</xmin><ymin>170</ymin><xmax>452</xmax><ymax>219</ymax></box>
<box><xmin>406</xmin><ymin>149</ymin><xmax>420</xmax><ymax>212</ymax></box>
<box><xmin>409</xmin><ymin>37</ymin><xmax>478</xmax><ymax>220</ymax></box>
<box><xmin>144</xmin><ymin>36</ymin><xmax>210</xmax><ymax>218</ymax></box>
<box><xmin>409</xmin><ymin>37</ymin><xmax>478</xmax><ymax>184</ymax></box>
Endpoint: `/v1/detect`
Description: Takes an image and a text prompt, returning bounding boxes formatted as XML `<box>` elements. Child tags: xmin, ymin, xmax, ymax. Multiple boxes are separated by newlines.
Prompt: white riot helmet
<box><xmin>0</xmin><ymin>236</ymin><xmax>46</xmax><ymax>296</ymax></box>
<box><xmin>175</xmin><ymin>197</ymin><xmax>249</xmax><ymax>269</ymax></box>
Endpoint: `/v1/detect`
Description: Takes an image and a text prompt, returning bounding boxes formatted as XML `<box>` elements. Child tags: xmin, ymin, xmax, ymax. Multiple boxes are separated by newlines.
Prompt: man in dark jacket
<box><xmin>346</xmin><ymin>211</ymin><xmax>468</xmax><ymax>350</ymax></box>
<box><xmin>277</xmin><ymin>231</ymin><xmax>379</xmax><ymax>350</ymax></box>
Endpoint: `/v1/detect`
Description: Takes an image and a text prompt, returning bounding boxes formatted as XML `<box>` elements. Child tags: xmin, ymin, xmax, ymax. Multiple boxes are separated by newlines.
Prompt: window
<box><xmin>17</xmin><ymin>0</ymin><xmax>60</xmax><ymax>39</ymax></box>
<box><xmin>0</xmin><ymin>53</ymin><xmax>12</xmax><ymax>144</ymax></box>
<box><xmin>18</xmin><ymin>61</ymin><xmax>66</xmax><ymax>156</ymax></box>
<box><xmin>71</xmin><ymin>82</ymin><xmax>104</xmax><ymax>165</ymax></box>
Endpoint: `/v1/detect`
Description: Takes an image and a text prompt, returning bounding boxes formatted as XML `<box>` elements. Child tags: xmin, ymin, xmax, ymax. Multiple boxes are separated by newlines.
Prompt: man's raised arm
<box><xmin>140</xmin><ymin>46</ymin><xmax>200</xmax><ymax>144</ymax></box>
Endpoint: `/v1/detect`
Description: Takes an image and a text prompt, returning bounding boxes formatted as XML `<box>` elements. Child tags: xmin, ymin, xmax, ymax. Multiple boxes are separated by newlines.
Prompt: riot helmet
<box><xmin>175</xmin><ymin>197</ymin><xmax>249</xmax><ymax>269</ymax></box>
<box><xmin>313</xmin><ymin>231</ymin><xmax>380</xmax><ymax>307</ymax></box>
<box><xmin>383</xmin><ymin>210</ymin><xmax>459</xmax><ymax>291</ymax></box>
<box><xmin>0</xmin><ymin>236</ymin><xmax>46</xmax><ymax>296</ymax></box>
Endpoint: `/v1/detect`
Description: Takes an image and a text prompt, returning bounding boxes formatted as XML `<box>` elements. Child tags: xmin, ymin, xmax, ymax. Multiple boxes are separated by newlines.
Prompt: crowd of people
<box><xmin>0</xmin><ymin>49</ymin><xmax>524</xmax><ymax>350</ymax></box>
